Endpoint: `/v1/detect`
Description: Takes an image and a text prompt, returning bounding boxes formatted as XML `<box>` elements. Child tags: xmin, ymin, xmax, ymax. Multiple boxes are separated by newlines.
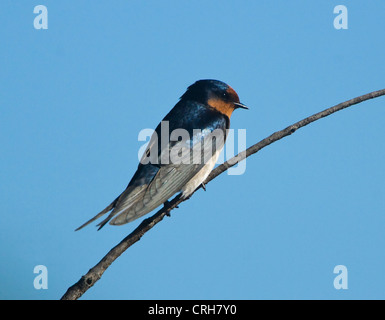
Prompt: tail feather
<box><xmin>75</xmin><ymin>196</ymin><xmax>119</xmax><ymax>231</ymax></box>
<box><xmin>96</xmin><ymin>209</ymin><xmax>122</xmax><ymax>230</ymax></box>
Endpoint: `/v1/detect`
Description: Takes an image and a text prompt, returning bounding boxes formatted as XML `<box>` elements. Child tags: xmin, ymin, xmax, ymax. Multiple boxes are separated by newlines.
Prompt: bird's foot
<box><xmin>201</xmin><ymin>182</ymin><xmax>206</xmax><ymax>191</ymax></box>
<box><xmin>163</xmin><ymin>200</ymin><xmax>178</xmax><ymax>217</ymax></box>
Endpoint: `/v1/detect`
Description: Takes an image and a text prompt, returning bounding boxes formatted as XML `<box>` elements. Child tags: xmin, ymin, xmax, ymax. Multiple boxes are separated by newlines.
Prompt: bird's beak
<box><xmin>234</xmin><ymin>102</ymin><xmax>249</xmax><ymax>110</ymax></box>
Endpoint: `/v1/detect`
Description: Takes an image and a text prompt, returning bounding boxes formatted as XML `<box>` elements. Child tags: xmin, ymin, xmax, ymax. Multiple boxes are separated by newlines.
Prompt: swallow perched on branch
<box><xmin>76</xmin><ymin>79</ymin><xmax>247</xmax><ymax>230</ymax></box>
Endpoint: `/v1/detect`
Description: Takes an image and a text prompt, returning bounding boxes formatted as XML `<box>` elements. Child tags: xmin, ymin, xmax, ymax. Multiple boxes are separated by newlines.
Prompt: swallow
<box><xmin>76</xmin><ymin>79</ymin><xmax>247</xmax><ymax>230</ymax></box>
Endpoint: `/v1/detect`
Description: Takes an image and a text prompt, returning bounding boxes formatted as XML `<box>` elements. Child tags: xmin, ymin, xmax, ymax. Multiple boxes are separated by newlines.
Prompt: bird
<box><xmin>76</xmin><ymin>79</ymin><xmax>248</xmax><ymax>230</ymax></box>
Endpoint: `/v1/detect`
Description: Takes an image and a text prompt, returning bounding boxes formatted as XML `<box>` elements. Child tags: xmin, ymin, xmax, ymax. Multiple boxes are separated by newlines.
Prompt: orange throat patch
<box><xmin>207</xmin><ymin>98</ymin><xmax>234</xmax><ymax>118</ymax></box>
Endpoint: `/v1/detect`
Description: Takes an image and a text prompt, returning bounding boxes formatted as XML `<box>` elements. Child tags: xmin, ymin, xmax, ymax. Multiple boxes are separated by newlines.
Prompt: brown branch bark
<box><xmin>61</xmin><ymin>88</ymin><xmax>385</xmax><ymax>300</ymax></box>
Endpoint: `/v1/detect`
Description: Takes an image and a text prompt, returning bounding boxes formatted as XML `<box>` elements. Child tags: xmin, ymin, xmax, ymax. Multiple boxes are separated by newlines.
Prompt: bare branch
<box><xmin>61</xmin><ymin>88</ymin><xmax>385</xmax><ymax>300</ymax></box>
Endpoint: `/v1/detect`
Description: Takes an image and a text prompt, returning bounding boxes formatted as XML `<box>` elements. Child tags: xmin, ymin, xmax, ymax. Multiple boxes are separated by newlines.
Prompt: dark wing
<box><xmin>75</xmin><ymin>163</ymin><xmax>159</xmax><ymax>230</ymax></box>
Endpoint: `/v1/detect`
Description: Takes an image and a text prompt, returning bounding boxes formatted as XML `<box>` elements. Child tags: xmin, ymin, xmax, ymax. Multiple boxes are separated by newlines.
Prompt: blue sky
<box><xmin>1</xmin><ymin>1</ymin><xmax>385</xmax><ymax>300</ymax></box>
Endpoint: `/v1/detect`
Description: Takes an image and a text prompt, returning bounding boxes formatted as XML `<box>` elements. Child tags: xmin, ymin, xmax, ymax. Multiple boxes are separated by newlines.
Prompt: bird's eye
<box><xmin>222</xmin><ymin>92</ymin><xmax>229</xmax><ymax>100</ymax></box>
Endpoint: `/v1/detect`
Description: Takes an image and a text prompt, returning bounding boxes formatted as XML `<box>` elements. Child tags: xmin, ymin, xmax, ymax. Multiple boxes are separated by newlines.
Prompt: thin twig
<box><xmin>61</xmin><ymin>88</ymin><xmax>385</xmax><ymax>300</ymax></box>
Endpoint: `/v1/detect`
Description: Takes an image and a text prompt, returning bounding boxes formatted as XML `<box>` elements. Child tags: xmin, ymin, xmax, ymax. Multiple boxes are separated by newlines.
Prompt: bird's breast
<box><xmin>181</xmin><ymin>149</ymin><xmax>221</xmax><ymax>198</ymax></box>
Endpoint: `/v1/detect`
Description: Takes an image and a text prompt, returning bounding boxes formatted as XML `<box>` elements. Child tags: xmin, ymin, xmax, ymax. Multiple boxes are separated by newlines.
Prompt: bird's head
<box><xmin>180</xmin><ymin>79</ymin><xmax>248</xmax><ymax>118</ymax></box>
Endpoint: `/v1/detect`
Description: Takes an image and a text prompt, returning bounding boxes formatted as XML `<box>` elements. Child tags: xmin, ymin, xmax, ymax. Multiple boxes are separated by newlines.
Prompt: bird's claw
<box><xmin>163</xmin><ymin>200</ymin><xmax>178</xmax><ymax>217</ymax></box>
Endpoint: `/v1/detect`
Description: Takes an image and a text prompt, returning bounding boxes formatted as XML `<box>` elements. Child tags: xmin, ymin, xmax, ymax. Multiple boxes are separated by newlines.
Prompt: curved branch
<box><xmin>61</xmin><ymin>88</ymin><xmax>385</xmax><ymax>300</ymax></box>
